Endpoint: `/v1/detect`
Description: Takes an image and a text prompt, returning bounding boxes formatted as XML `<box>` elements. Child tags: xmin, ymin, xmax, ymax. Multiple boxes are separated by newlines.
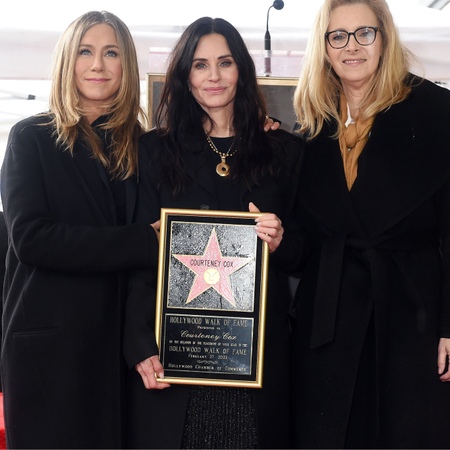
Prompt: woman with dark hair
<box><xmin>124</xmin><ymin>17</ymin><xmax>304</xmax><ymax>449</ymax></box>
<box><xmin>1</xmin><ymin>11</ymin><xmax>159</xmax><ymax>449</ymax></box>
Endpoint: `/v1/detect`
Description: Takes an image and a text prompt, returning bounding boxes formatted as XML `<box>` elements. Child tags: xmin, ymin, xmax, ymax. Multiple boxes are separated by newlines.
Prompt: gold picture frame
<box><xmin>155</xmin><ymin>208</ymin><xmax>269</xmax><ymax>388</ymax></box>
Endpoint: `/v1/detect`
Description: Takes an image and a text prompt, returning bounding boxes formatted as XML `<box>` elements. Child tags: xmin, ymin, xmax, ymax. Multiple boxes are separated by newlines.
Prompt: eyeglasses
<box><xmin>325</xmin><ymin>27</ymin><xmax>379</xmax><ymax>49</ymax></box>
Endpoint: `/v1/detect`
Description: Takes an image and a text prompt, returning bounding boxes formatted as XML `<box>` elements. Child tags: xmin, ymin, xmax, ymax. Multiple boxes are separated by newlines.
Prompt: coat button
<box><xmin>200</xmin><ymin>204</ymin><xmax>209</xmax><ymax>210</ymax></box>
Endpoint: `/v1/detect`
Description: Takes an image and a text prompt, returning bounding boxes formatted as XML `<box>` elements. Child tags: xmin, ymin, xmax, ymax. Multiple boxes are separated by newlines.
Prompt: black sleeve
<box><xmin>123</xmin><ymin>268</ymin><xmax>160</xmax><ymax>368</ymax></box>
<box><xmin>436</xmin><ymin>176</ymin><xmax>450</xmax><ymax>338</ymax></box>
<box><xmin>1</xmin><ymin>119</ymin><xmax>159</xmax><ymax>274</ymax></box>
<box><xmin>268</xmin><ymin>130</ymin><xmax>311</xmax><ymax>273</ymax></box>
<box><xmin>123</xmin><ymin>133</ymin><xmax>163</xmax><ymax>367</ymax></box>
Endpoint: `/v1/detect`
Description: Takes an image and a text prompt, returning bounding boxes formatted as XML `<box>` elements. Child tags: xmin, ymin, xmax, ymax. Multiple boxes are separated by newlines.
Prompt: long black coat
<box><xmin>291</xmin><ymin>78</ymin><xmax>450</xmax><ymax>449</ymax></box>
<box><xmin>124</xmin><ymin>129</ymin><xmax>305</xmax><ymax>449</ymax></box>
<box><xmin>0</xmin><ymin>212</ymin><xmax>7</xmax><ymax>391</ymax></box>
<box><xmin>0</xmin><ymin>115</ymin><xmax>158</xmax><ymax>449</ymax></box>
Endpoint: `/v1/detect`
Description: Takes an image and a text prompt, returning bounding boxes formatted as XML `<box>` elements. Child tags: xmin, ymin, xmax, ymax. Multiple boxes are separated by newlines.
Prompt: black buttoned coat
<box><xmin>124</xmin><ymin>129</ymin><xmax>305</xmax><ymax>449</ymax></box>
<box><xmin>291</xmin><ymin>78</ymin><xmax>450</xmax><ymax>449</ymax></box>
<box><xmin>1</xmin><ymin>115</ymin><xmax>158</xmax><ymax>449</ymax></box>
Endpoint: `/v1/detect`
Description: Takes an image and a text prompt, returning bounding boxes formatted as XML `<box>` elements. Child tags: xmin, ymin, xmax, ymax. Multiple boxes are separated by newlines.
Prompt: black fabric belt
<box><xmin>310</xmin><ymin>230</ymin><xmax>439</xmax><ymax>349</ymax></box>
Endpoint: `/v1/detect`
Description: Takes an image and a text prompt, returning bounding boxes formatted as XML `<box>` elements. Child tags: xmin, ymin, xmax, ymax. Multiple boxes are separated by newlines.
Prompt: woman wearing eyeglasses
<box><xmin>290</xmin><ymin>0</ymin><xmax>450</xmax><ymax>448</ymax></box>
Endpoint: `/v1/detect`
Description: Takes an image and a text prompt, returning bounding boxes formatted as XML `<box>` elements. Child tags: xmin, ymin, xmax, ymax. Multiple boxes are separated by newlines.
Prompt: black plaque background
<box><xmin>162</xmin><ymin>314</ymin><xmax>254</xmax><ymax>377</ymax></box>
<box><xmin>157</xmin><ymin>211</ymin><xmax>266</xmax><ymax>385</ymax></box>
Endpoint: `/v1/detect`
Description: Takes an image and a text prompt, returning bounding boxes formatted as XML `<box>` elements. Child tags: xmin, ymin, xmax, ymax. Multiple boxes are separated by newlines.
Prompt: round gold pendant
<box><xmin>216</xmin><ymin>162</ymin><xmax>230</xmax><ymax>177</ymax></box>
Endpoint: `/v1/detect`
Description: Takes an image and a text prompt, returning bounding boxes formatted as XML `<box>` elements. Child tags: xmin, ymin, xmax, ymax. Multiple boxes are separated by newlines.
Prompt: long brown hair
<box><xmin>46</xmin><ymin>11</ymin><xmax>145</xmax><ymax>178</ymax></box>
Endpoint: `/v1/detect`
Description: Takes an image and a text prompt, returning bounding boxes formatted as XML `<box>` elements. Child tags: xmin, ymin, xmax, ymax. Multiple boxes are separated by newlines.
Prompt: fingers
<box><xmin>440</xmin><ymin>371</ymin><xmax>450</xmax><ymax>382</ymax></box>
<box><xmin>251</xmin><ymin>208</ymin><xmax>283</xmax><ymax>254</ymax></box>
<box><xmin>249</xmin><ymin>203</ymin><xmax>283</xmax><ymax>252</ymax></box>
<box><xmin>135</xmin><ymin>356</ymin><xmax>171</xmax><ymax>390</ymax></box>
<box><xmin>438</xmin><ymin>338</ymin><xmax>450</xmax><ymax>381</ymax></box>
<box><xmin>438</xmin><ymin>351</ymin><xmax>446</xmax><ymax>376</ymax></box>
<box><xmin>150</xmin><ymin>354</ymin><xmax>165</xmax><ymax>378</ymax></box>
<box><xmin>263</xmin><ymin>117</ymin><xmax>274</xmax><ymax>132</ymax></box>
<box><xmin>151</xmin><ymin>220</ymin><xmax>161</xmax><ymax>242</ymax></box>
<box><xmin>263</xmin><ymin>117</ymin><xmax>281</xmax><ymax>132</ymax></box>
<box><xmin>255</xmin><ymin>224</ymin><xmax>284</xmax><ymax>253</ymax></box>
<box><xmin>270</xmin><ymin>121</ymin><xmax>281</xmax><ymax>131</ymax></box>
<box><xmin>249</xmin><ymin>202</ymin><xmax>260</xmax><ymax>213</ymax></box>
<box><xmin>255</xmin><ymin>216</ymin><xmax>282</xmax><ymax>235</ymax></box>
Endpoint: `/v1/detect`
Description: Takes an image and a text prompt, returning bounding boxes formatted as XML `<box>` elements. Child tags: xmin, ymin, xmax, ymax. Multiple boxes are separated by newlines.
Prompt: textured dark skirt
<box><xmin>181</xmin><ymin>385</ymin><xmax>257</xmax><ymax>449</ymax></box>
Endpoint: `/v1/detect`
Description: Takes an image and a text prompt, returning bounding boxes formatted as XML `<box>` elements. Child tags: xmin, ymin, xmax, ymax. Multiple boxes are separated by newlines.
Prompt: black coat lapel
<box><xmin>299</xmin><ymin>122</ymin><xmax>364</xmax><ymax>236</ymax></box>
<box><xmin>72</xmin><ymin>141</ymin><xmax>116</xmax><ymax>226</ymax></box>
<box><xmin>124</xmin><ymin>176</ymin><xmax>137</xmax><ymax>224</ymax></box>
<box><xmin>350</xmin><ymin>88</ymin><xmax>450</xmax><ymax>237</ymax></box>
<box><xmin>182</xmin><ymin>146</ymin><xmax>219</xmax><ymax>209</ymax></box>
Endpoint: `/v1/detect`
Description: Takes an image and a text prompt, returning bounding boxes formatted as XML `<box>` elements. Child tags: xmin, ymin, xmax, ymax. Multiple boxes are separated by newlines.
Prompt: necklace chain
<box><xmin>206</xmin><ymin>135</ymin><xmax>238</xmax><ymax>158</ymax></box>
<box><xmin>206</xmin><ymin>135</ymin><xmax>238</xmax><ymax>177</ymax></box>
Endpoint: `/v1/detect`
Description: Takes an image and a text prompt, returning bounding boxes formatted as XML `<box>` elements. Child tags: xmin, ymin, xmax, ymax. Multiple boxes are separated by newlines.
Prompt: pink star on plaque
<box><xmin>173</xmin><ymin>228</ymin><xmax>253</xmax><ymax>306</ymax></box>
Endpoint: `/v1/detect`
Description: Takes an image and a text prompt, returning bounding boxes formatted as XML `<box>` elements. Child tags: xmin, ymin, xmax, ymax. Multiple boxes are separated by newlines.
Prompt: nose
<box><xmin>91</xmin><ymin>53</ymin><xmax>104</xmax><ymax>72</ymax></box>
<box><xmin>208</xmin><ymin>65</ymin><xmax>220</xmax><ymax>82</ymax></box>
<box><xmin>345</xmin><ymin>32</ymin><xmax>361</xmax><ymax>51</ymax></box>
<box><xmin>346</xmin><ymin>34</ymin><xmax>360</xmax><ymax>51</ymax></box>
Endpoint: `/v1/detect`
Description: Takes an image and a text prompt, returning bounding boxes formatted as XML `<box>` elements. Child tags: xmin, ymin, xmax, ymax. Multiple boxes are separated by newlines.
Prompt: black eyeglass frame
<box><xmin>325</xmin><ymin>26</ymin><xmax>379</xmax><ymax>49</ymax></box>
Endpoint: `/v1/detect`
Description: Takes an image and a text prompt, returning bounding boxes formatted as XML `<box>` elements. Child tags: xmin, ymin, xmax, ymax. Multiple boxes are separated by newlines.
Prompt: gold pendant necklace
<box><xmin>206</xmin><ymin>135</ymin><xmax>238</xmax><ymax>177</ymax></box>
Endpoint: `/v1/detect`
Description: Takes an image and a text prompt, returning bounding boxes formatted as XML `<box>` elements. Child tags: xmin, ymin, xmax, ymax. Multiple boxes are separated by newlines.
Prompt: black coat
<box><xmin>291</xmin><ymin>78</ymin><xmax>450</xmax><ymax>449</ymax></box>
<box><xmin>124</xmin><ymin>129</ymin><xmax>305</xmax><ymax>449</ymax></box>
<box><xmin>0</xmin><ymin>115</ymin><xmax>158</xmax><ymax>449</ymax></box>
<box><xmin>0</xmin><ymin>212</ymin><xmax>7</xmax><ymax>391</ymax></box>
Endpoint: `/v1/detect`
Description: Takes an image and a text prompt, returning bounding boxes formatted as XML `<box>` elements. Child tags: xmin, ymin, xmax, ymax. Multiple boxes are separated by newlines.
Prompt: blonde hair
<box><xmin>47</xmin><ymin>11</ymin><xmax>145</xmax><ymax>178</ymax></box>
<box><xmin>294</xmin><ymin>0</ymin><xmax>417</xmax><ymax>139</ymax></box>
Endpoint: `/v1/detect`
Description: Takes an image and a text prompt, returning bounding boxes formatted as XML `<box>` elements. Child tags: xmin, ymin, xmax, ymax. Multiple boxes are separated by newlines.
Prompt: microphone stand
<box><xmin>264</xmin><ymin>1</ymin><xmax>284</xmax><ymax>77</ymax></box>
<box><xmin>264</xmin><ymin>6</ymin><xmax>273</xmax><ymax>77</ymax></box>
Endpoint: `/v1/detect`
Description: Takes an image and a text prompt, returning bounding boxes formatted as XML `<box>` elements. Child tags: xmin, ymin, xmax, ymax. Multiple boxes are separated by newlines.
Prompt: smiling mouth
<box><xmin>205</xmin><ymin>87</ymin><xmax>226</xmax><ymax>93</ymax></box>
<box><xmin>343</xmin><ymin>59</ymin><xmax>366</xmax><ymax>64</ymax></box>
<box><xmin>86</xmin><ymin>78</ymin><xmax>110</xmax><ymax>83</ymax></box>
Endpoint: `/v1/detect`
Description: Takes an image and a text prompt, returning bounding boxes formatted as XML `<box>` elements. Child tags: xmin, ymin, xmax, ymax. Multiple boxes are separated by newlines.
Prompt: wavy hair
<box><xmin>294</xmin><ymin>0</ymin><xmax>418</xmax><ymax>139</ymax></box>
<box><xmin>155</xmin><ymin>17</ymin><xmax>282</xmax><ymax>194</ymax></box>
<box><xmin>46</xmin><ymin>11</ymin><xmax>144</xmax><ymax>178</ymax></box>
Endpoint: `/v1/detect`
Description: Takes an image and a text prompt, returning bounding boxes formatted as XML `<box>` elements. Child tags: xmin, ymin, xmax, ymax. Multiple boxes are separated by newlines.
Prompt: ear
<box><xmin>187</xmin><ymin>80</ymin><xmax>192</xmax><ymax>92</ymax></box>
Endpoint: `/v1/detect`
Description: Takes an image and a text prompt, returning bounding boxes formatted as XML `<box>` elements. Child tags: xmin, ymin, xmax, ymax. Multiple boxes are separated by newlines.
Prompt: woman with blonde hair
<box><xmin>290</xmin><ymin>0</ymin><xmax>450</xmax><ymax>447</ymax></box>
<box><xmin>0</xmin><ymin>11</ymin><xmax>159</xmax><ymax>448</ymax></box>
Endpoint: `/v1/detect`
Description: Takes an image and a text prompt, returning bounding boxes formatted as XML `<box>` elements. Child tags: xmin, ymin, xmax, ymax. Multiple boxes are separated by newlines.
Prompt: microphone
<box><xmin>273</xmin><ymin>0</ymin><xmax>285</xmax><ymax>10</ymax></box>
<box><xmin>264</xmin><ymin>0</ymin><xmax>285</xmax><ymax>77</ymax></box>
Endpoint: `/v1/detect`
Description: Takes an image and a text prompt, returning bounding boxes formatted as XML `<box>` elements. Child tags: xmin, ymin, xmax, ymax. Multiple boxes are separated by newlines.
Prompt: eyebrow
<box><xmin>192</xmin><ymin>54</ymin><xmax>233</xmax><ymax>62</ymax></box>
<box><xmin>78</xmin><ymin>43</ymin><xmax>119</xmax><ymax>49</ymax></box>
<box><xmin>328</xmin><ymin>26</ymin><xmax>375</xmax><ymax>31</ymax></box>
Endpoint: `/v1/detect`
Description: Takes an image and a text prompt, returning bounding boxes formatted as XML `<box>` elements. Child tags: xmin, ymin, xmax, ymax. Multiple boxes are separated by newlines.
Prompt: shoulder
<box><xmin>139</xmin><ymin>129</ymin><xmax>164</xmax><ymax>157</ymax></box>
<box><xmin>409</xmin><ymin>76</ymin><xmax>449</xmax><ymax>96</ymax></box>
<box><xmin>406</xmin><ymin>78</ymin><xmax>450</xmax><ymax>137</ymax></box>
<box><xmin>267</xmin><ymin>128</ymin><xmax>304</xmax><ymax>146</ymax></box>
<box><xmin>8</xmin><ymin>113</ymin><xmax>54</xmax><ymax>144</ymax></box>
<box><xmin>267</xmin><ymin>128</ymin><xmax>305</xmax><ymax>161</ymax></box>
<box><xmin>264</xmin><ymin>129</ymin><xmax>305</xmax><ymax>181</ymax></box>
<box><xmin>376</xmin><ymin>77</ymin><xmax>450</xmax><ymax>133</ymax></box>
<box><xmin>407</xmin><ymin>76</ymin><xmax>450</xmax><ymax>112</ymax></box>
<box><xmin>138</xmin><ymin>129</ymin><xmax>164</xmax><ymax>173</ymax></box>
<box><xmin>10</xmin><ymin>113</ymin><xmax>53</xmax><ymax>133</ymax></box>
<box><xmin>139</xmin><ymin>128</ymin><xmax>159</xmax><ymax>147</ymax></box>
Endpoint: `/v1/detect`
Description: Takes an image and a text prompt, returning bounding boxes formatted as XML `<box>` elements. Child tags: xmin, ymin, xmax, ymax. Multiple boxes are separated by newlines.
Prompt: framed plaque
<box><xmin>155</xmin><ymin>208</ymin><xmax>269</xmax><ymax>388</ymax></box>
